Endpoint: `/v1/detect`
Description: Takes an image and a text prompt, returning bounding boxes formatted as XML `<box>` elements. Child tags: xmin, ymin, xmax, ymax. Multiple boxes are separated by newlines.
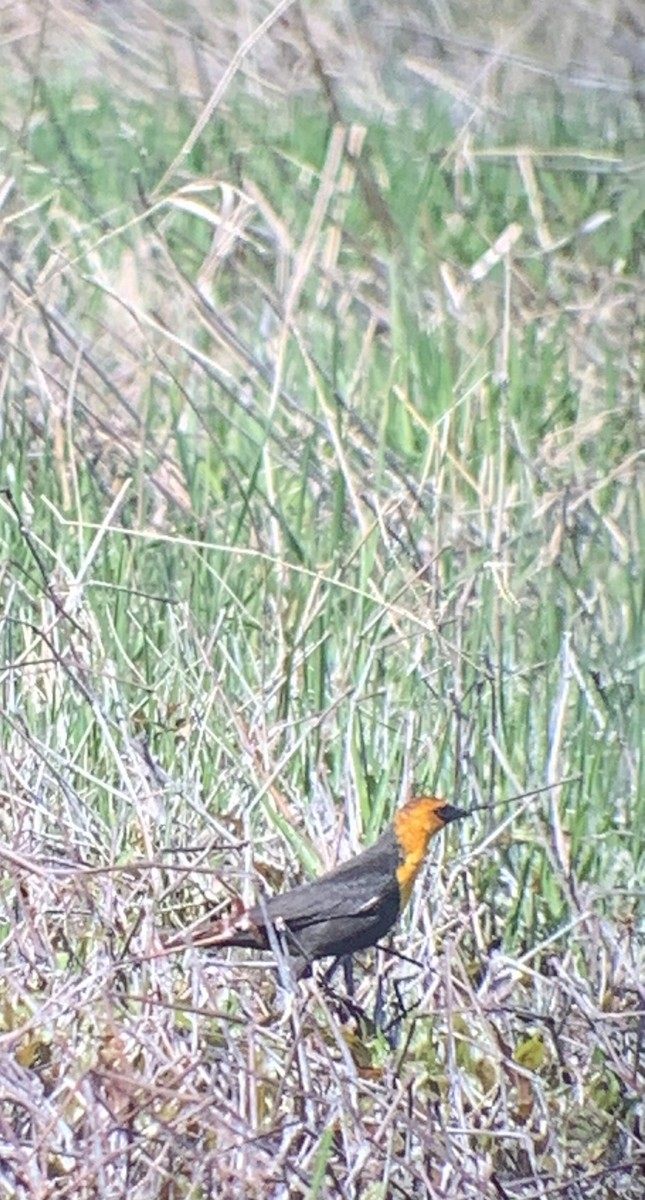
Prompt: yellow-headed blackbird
<box><xmin>167</xmin><ymin>796</ymin><xmax>465</xmax><ymax>976</ymax></box>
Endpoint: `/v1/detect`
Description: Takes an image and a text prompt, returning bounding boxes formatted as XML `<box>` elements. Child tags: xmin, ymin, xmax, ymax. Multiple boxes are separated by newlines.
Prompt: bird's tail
<box><xmin>165</xmin><ymin>900</ymin><xmax>262</xmax><ymax>953</ymax></box>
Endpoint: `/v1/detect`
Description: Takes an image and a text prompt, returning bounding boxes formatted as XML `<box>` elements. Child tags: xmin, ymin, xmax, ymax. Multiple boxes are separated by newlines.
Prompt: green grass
<box><xmin>1</xmin><ymin>2</ymin><xmax>643</xmax><ymax>1197</ymax></box>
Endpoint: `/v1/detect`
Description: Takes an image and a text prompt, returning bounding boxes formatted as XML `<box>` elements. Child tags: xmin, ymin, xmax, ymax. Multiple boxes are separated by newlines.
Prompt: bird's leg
<box><xmin>321</xmin><ymin>954</ymin><xmax>354</xmax><ymax>993</ymax></box>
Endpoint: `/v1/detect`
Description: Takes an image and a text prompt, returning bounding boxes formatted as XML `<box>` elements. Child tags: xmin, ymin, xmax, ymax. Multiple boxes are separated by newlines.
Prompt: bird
<box><xmin>165</xmin><ymin>795</ymin><xmax>466</xmax><ymax>978</ymax></box>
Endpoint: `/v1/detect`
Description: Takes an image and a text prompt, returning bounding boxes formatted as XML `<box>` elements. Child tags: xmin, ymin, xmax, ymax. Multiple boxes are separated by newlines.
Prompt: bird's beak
<box><xmin>437</xmin><ymin>803</ymin><xmax>468</xmax><ymax>824</ymax></box>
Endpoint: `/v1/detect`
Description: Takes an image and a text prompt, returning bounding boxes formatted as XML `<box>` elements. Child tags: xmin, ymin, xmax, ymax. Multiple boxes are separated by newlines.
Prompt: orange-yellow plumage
<box><xmin>394</xmin><ymin>795</ymin><xmax>457</xmax><ymax>909</ymax></box>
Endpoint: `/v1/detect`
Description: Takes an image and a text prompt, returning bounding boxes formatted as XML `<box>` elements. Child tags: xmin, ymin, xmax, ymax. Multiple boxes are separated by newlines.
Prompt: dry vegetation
<box><xmin>0</xmin><ymin>1</ymin><xmax>643</xmax><ymax>1197</ymax></box>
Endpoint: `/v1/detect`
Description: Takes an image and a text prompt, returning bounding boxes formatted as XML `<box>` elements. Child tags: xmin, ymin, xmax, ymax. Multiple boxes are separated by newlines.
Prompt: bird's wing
<box><xmin>252</xmin><ymin>828</ymin><xmax>401</xmax><ymax>931</ymax></box>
